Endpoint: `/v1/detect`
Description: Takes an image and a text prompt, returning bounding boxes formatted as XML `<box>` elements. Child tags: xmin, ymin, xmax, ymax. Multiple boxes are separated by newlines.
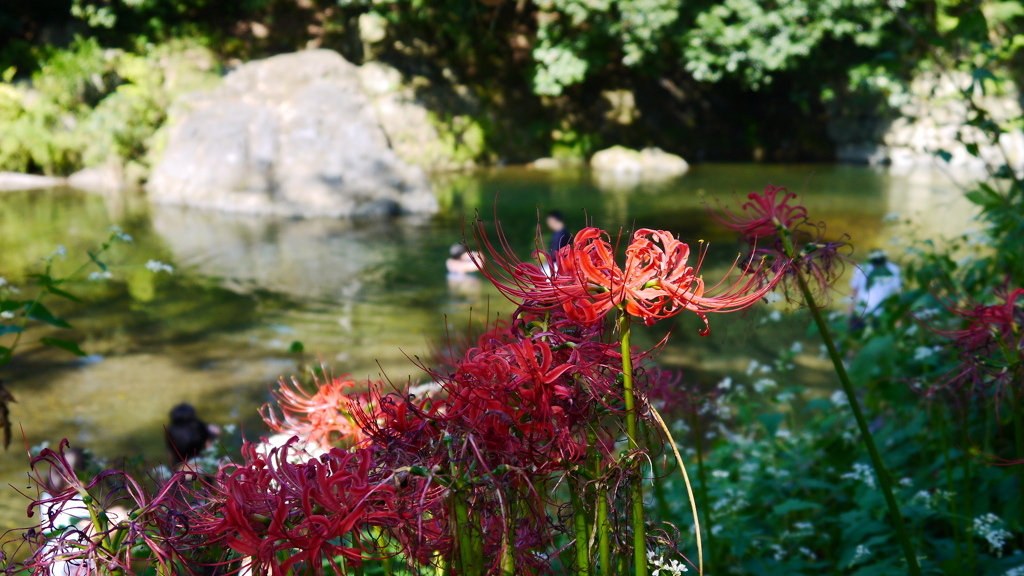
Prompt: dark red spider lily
<box><xmin>710</xmin><ymin>185</ymin><xmax>807</xmax><ymax>242</ymax></box>
<box><xmin>189</xmin><ymin>439</ymin><xmax>399</xmax><ymax>575</ymax></box>
<box><xmin>709</xmin><ymin>185</ymin><xmax>850</xmax><ymax>301</ymax></box>
<box><xmin>261</xmin><ymin>371</ymin><xmax>375</xmax><ymax>448</ymax></box>
<box><xmin>927</xmin><ymin>287</ymin><xmax>1023</xmax><ymax>398</ymax></box>
<box><xmin>9</xmin><ymin>440</ymin><xmax>198</xmax><ymax>576</ymax></box>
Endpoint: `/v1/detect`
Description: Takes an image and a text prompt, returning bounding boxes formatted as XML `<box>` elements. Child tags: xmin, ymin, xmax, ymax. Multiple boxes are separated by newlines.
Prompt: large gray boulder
<box><xmin>148</xmin><ymin>50</ymin><xmax>437</xmax><ymax>218</ymax></box>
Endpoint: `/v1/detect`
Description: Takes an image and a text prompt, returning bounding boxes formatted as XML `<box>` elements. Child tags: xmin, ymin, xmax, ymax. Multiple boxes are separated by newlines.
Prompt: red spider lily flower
<box><xmin>560</xmin><ymin>227</ymin><xmax>780</xmax><ymax>331</ymax></box>
<box><xmin>11</xmin><ymin>440</ymin><xmax>197</xmax><ymax>576</ymax></box>
<box><xmin>475</xmin><ymin>221</ymin><xmax>780</xmax><ymax>332</ymax></box>
<box><xmin>928</xmin><ymin>286</ymin><xmax>1023</xmax><ymax>397</ymax></box>
<box><xmin>710</xmin><ymin>184</ymin><xmax>807</xmax><ymax>242</ymax></box>
<box><xmin>261</xmin><ymin>372</ymin><xmax>371</xmax><ymax>448</ymax></box>
<box><xmin>190</xmin><ymin>440</ymin><xmax>398</xmax><ymax>575</ymax></box>
<box><xmin>708</xmin><ymin>185</ymin><xmax>851</xmax><ymax>301</ymax></box>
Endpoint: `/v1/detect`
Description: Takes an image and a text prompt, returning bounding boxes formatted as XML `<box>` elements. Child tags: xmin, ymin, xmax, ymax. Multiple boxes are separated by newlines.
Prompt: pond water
<box><xmin>0</xmin><ymin>163</ymin><xmax>975</xmax><ymax>530</ymax></box>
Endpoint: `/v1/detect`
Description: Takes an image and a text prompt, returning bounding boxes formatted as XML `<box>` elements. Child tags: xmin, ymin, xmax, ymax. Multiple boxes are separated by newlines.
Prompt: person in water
<box><xmin>445</xmin><ymin>243</ymin><xmax>482</xmax><ymax>276</ymax></box>
<box><xmin>546</xmin><ymin>210</ymin><xmax>571</xmax><ymax>258</ymax></box>
<box><xmin>848</xmin><ymin>249</ymin><xmax>902</xmax><ymax>329</ymax></box>
<box><xmin>165</xmin><ymin>403</ymin><xmax>220</xmax><ymax>469</ymax></box>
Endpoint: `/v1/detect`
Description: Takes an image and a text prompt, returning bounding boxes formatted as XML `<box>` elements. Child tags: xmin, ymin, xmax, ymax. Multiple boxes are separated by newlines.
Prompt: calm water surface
<box><xmin>0</xmin><ymin>164</ymin><xmax>975</xmax><ymax>529</ymax></box>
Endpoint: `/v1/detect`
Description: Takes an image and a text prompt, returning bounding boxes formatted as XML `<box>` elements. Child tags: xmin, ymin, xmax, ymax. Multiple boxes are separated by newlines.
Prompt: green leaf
<box><xmin>0</xmin><ymin>300</ymin><xmax>26</xmax><ymax>313</ymax></box>
<box><xmin>88</xmin><ymin>251</ymin><xmax>108</xmax><ymax>272</ymax></box>
<box><xmin>0</xmin><ymin>325</ymin><xmax>23</xmax><ymax>336</ymax></box>
<box><xmin>27</xmin><ymin>303</ymin><xmax>72</xmax><ymax>328</ymax></box>
<box><xmin>39</xmin><ymin>337</ymin><xmax>87</xmax><ymax>357</ymax></box>
<box><xmin>965</xmin><ymin>142</ymin><xmax>980</xmax><ymax>157</ymax></box>
<box><xmin>289</xmin><ymin>341</ymin><xmax>305</xmax><ymax>354</ymax></box>
<box><xmin>773</xmin><ymin>499</ymin><xmax>822</xmax><ymax>515</ymax></box>
<box><xmin>47</xmin><ymin>287</ymin><xmax>82</xmax><ymax>303</ymax></box>
<box><xmin>935</xmin><ymin>149</ymin><xmax>952</xmax><ymax>163</ymax></box>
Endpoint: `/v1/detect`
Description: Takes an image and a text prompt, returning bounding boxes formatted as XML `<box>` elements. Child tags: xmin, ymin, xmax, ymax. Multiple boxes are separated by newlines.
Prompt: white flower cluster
<box><xmin>841</xmin><ymin>462</ymin><xmax>876</xmax><ymax>488</ymax></box>
<box><xmin>830</xmin><ymin>390</ymin><xmax>849</xmax><ymax>408</ymax></box>
<box><xmin>973</xmin><ymin>513</ymin><xmax>1013</xmax><ymax>556</ymax></box>
<box><xmin>913</xmin><ymin>346</ymin><xmax>942</xmax><ymax>361</ymax></box>
<box><xmin>712</xmin><ymin>487</ymin><xmax>749</xmax><ymax>515</ymax></box>
<box><xmin>753</xmin><ymin>378</ymin><xmax>777</xmax><ymax>393</ymax></box>
<box><xmin>145</xmin><ymin>260</ymin><xmax>174</xmax><ymax>274</ymax></box>
<box><xmin>108</xmin><ymin>225</ymin><xmax>133</xmax><ymax>243</ymax></box>
<box><xmin>911</xmin><ymin>489</ymin><xmax>955</xmax><ymax>509</ymax></box>
<box><xmin>1003</xmin><ymin>565</ymin><xmax>1024</xmax><ymax>576</ymax></box>
<box><xmin>647</xmin><ymin>550</ymin><xmax>688</xmax><ymax>575</ymax></box>
<box><xmin>0</xmin><ymin>311</ymin><xmax>14</xmax><ymax>320</ymax></box>
<box><xmin>52</xmin><ymin>245</ymin><xmax>67</xmax><ymax>260</ymax></box>
<box><xmin>848</xmin><ymin>544</ymin><xmax>871</xmax><ymax>567</ymax></box>
<box><xmin>88</xmin><ymin>270</ymin><xmax>113</xmax><ymax>282</ymax></box>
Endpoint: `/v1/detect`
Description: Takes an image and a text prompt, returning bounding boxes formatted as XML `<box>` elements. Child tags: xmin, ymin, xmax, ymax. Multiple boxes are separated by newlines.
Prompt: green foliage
<box><xmin>0</xmin><ymin>38</ymin><xmax>219</xmax><ymax>175</ymax></box>
<box><xmin>681</xmin><ymin>0</ymin><xmax>895</xmax><ymax>90</ymax></box>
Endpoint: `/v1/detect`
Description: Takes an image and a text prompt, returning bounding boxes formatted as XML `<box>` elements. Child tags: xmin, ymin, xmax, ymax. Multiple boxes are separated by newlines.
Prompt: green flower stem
<box><xmin>618</xmin><ymin>313</ymin><xmax>648</xmax><ymax>576</ymax></box>
<box><xmin>587</xmin><ymin>429</ymin><xmax>611</xmax><ymax>576</ymax></box>
<box><xmin>452</xmin><ymin>497</ymin><xmax>481</xmax><ymax>576</ymax></box>
<box><xmin>570</xmin><ymin>474</ymin><xmax>592</xmax><ymax>575</ymax></box>
<box><xmin>691</xmin><ymin>411</ymin><xmax>715</xmax><ymax>567</ymax></box>
<box><xmin>1013</xmin><ymin>386</ymin><xmax>1024</xmax><ymax>531</ymax></box>
<box><xmin>791</xmin><ymin>269</ymin><xmax>922</xmax><ymax>576</ymax></box>
<box><xmin>961</xmin><ymin>418</ymin><xmax>976</xmax><ymax>574</ymax></box>
<box><xmin>936</xmin><ymin>404</ymin><xmax>965</xmax><ymax>573</ymax></box>
<box><xmin>597</xmin><ymin>484</ymin><xmax>611</xmax><ymax>576</ymax></box>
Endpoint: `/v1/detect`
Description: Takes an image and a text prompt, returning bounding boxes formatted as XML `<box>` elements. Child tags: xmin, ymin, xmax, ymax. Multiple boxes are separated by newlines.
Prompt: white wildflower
<box><xmin>770</xmin><ymin>543</ymin><xmax>786</xmax><ymax>561</ymax></box>
<box><xmin>973</xmin><ymin>513</ymin><xmax>1012</xmax><ymax>556</ymax></box>
<box><xmin>776</xmin><ymin>429</ymin><xmax>792</xmax><ymax>440</ymax></box>
<box><xmin>108</xmin><ymin>225</ymin><xmax>133</xmax><ymax>243</ymax></box>
<box><xmin>88</xmin><ymin>270</ymin><xmax>113</xmax><ymax>282</ymax></box>
<box><xmin>899</xmin><ymin>477</ymin><xmax>913</xmax><ymax>487</ymax></box>
<box><xmin>647</xmin><ymin>550</ymin><xmax>688</xmax><ymax>575</ymax></box>
<box><xmin>145</xmin><ymin>260</ymin><xmax>174</xmax><ymax>274</ymax></box>
<box><xmin>711</xmin><ymin>470</ymin><xmax>729</xmax><ymax>479</ymax></box>
<box><xmin>842</xmin><ymin>463</ymin><xmax>876</xmax><ymax>488</ymax></box>
<box><xmin>1003</xmin><ymin>566</ymin><xmax>1024</xmax><ymax>576</ymax></box>
<box><xmin>0</xmin><ymin>277</ymin><xmax>6</xmax><ymax>287</ymax></box>
<box><xmin>753</xmin><ymin>378</ymin><xmax>777</xmax><ymax>393</ymax></box>
<box><xmin>800</xmin><ymin>546</ymin><xmax>816</xmax><ymax>560</ymax></box>
<box><xmin>790</xmin><ymin>342</ymin><xmax>804</xmax><ymax>354</ymax></box>
<box><xmin>409</xmin><ymin>381</ymin><xmax>444</xmax><ymax>397</ymax></box>
<box><xmin>830</xmin><ymin>390</ymin><xmax>849</xmax><ymax>407</ymax></box>
<box><xmin>0</xmin><ymin>311</ymin><xmax>14</xmax><ymax>320</ymax></box>
<box><xmin>764</xmin><ymin>291</ymin><xmax>783</xmax><ymax>304</ymax></box>
<box><xmin>775</xmin><ymin>391</ymin><xmax>795</xmax><ymax>403</ymax></box>
<box><xmin>849</xmin><ymin>544</ymin><xmax>871</xmax><ymax>567</ymax></box>
<box><xmin>717</xmin><ymin>377</ymin><xmax>732</xmax><ymax>391</ymax></box>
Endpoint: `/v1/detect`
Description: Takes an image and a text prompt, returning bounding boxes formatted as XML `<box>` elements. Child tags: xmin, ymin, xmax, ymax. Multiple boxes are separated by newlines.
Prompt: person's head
<box><xmin>868</xmin><ymin>249</ymin><xmax>888</xmax><ymax>267</ymax></box>
<box><xmin>449</xmin><ymin>243</ymin><xmax>467</xmax><ymax>260</ymax></box>
<box><xmin>166</xmin><ymin>403</ymin><xmax>211</xmax><ymax>465</ymax></box>
<box><xmin>546</xmin><ymin>210</ymin><xmax>565</xmax><ymax>232</ymax></box>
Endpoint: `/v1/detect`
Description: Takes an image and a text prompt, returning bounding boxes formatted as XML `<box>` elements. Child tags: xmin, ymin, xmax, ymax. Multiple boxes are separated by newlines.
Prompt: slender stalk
<box><xmin>961</xmin><ymin>412</ymin><xmax>977</xmax><ymax>574</ymax></box>
<box><xmin>649</xmin><ymin>406</ymin><xmax>703</xmax><ymax>575</ymax></box>
<box><xmin>936</xmin><ymin>404</ymin><xmax>964</xmax><ymax>572</ymax></box>
<box><xmin>1013</xmin><ymin>387</ymin><xmax>1024</xmax><ymax>531</ymax></box>
<box><xmin>452</xmin><ymin>498</ymin><xmax>479</xmax><ymax>576</ymax></box>
<box><xmin>501</xmin><ymin>496</ymin><xmax>517</xmax><ymax>576</ymax></box>
<box><xmin>597</xmin><ymin>484</ymin><xmax>611</xmax><ymax>576</ymax></box>
<box><xmin>618</xmin><ymin>313</ymin><xmax>648</xmax><ymax>576</ymax></box>
<box><xmin>691</xmin><ymin>411</ymin><xmax>715</xmax><ymax>567</ymax></box>
<box><xmin>792</xmin><ymin>269</ymin><xmax>922</xmax><ymax>576</ymax></box>
<box><xmin>571</xmin><ymin>475</ymin><xmax>592</xmax><ymax>575</ymax></box>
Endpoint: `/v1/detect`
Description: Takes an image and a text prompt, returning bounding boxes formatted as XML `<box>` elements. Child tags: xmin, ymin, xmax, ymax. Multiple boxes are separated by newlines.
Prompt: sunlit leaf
<box><xmin>39</xmin><ymin>337</ymin><xmax>87</xmax><ymax>357</ymax></box>
<box><xmin>27</xmin><ymin>303</ymin><xmax>72</xmax><ymax>328</ymax></box>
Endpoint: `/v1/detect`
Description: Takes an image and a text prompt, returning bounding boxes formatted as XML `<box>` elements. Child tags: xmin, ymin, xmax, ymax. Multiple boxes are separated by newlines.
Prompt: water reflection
<box><xmin>0</xmin><ymin>164</ymin><xmax>976</xmax><ymax>530</ymax></box>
